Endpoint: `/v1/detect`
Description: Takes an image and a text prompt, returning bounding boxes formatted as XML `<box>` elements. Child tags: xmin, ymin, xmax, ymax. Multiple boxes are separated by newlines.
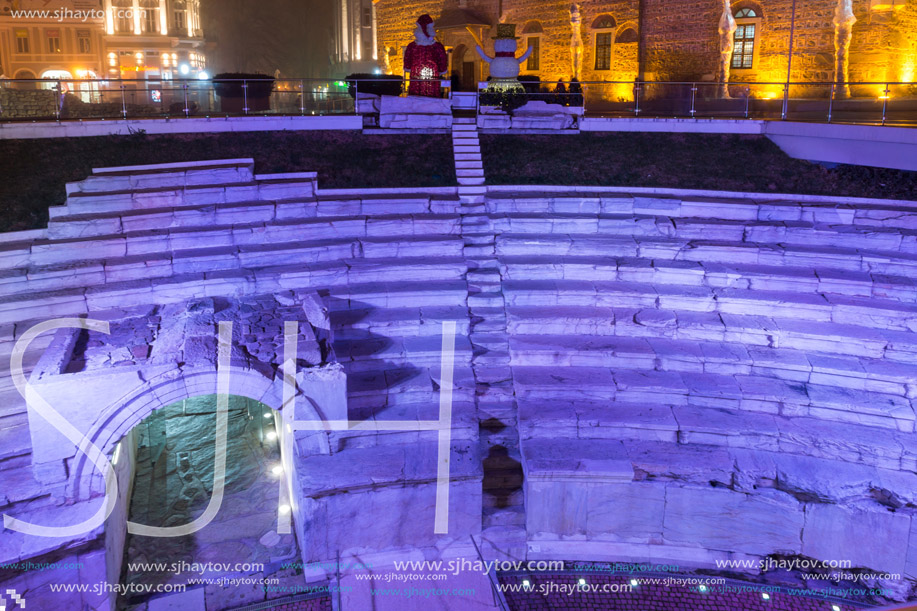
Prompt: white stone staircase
<box><xmin>451</xmin><ymin>118</ymin><xmax>527</xmax><ymax>560</ymax></box>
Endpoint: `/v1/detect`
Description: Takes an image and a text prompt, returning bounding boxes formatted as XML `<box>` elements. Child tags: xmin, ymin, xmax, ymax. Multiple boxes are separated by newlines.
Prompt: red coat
<box><xmin>404</xmin><ymin>41</ymin><xmax>448</xmax><ymax>97</ymax></box>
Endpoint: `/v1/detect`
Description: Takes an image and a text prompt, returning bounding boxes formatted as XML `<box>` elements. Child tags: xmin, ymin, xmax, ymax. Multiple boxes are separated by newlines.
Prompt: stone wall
<box><xmin>0</xmin><ymin>89</ymin><xmax>59</xmax><ymax>119</ymax></box>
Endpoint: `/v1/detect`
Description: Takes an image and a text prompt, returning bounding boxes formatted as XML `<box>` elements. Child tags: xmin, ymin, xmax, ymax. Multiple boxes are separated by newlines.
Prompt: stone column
<box><xmin>132</xmin><ymin>0</ymin><xmax>141</xmax><ymax>35</ymax></box>
<box><xmin>717</xmin><ymin>0</ymin><xmax>737</xmax><ymax>98</ymax></box>
<box><xmin>159</xmin><ymin>0</ymin><xmax>167</xmax><ymax>35</ymax></box>
<box><xmin>569</xmin><ymin>3</ymin><xmax>583</xmax><ymax>80</ymax></box>
<box><xmin>833</xmin><ymin>0</ymin><xmax>856</xmax><ymax>99</ymax></box>
<box><xmin>371</xmin><ymin>0</ymin><xmax>378</xmax><ymax>61</ymax></box>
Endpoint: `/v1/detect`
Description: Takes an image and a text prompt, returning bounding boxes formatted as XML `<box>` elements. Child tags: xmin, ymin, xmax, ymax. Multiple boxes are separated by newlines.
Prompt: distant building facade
<box><xmin>332</xmin><ymin>0</ymin><xmax>381</xmax><ymax>75</ymax></box>
<box><xmin>373</xmin><ymin>0</ymin><xmax>917</xmax><ymax>96</ymax></box>
<box><xmin>0</xmin><ymin>0</ymin><xmax>207</xmax><ymax>82</ymax></box>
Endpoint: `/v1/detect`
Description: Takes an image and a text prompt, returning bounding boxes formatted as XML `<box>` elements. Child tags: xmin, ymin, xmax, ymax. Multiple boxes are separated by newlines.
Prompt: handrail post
<box><xmin>183</xmin><ymin>81</ymin><xmax>190</xmax><ymax>117</ymax></box>
<box><xmin>242</xmin><ymin>79</ymin><xmax>248</xmax><ymax>115</ymax></box>
<box><xmin>744</xmin><ymin>87</ymin><xmax>750</xmax><ymax>118</ymax></box>
<box><xmin>56</xmin><ymin>80</ymin><xmax>62</xmax><ymax>121</ymax></box>
<box><xmin>881</xmin><ymin>83</ymin><xmax>889</xmax><ymax>126</ymax></box>
<box><xmin>827</xmin><ymin>83</ymin><xmax>835</xmax><ymax>123</ymax></box>
<box><xmin>300</xmin><ymin>79</ymin><xmax>305</xmax><ymax>115</ymax></box>
<box><xmin>354</xmin><ymin>79</ymin><xmax>359</xmax><ymax>115</ymax></box>
<box><xmin>781</xmin><ymin>83</ymin><xmax>789</xmax><ymax>120</ymax></box>
<box><xmin>120</xmin><ymin>83</ymin><xmax>127</xmax><ymax>119</ymax></box>
<box><xmin>0</xmin><ymin>79</ymin><xmax>4</xmax><ymax>118</ymax></box>
<box><xmin>634</xmin><ymin>80</ymin><xmax>641</xmax><ymax>116</ymax></box>
<box><xmin>689</xmin><ymin>82</ymin><xmax>697</xmax><ymax>117</ymax></box>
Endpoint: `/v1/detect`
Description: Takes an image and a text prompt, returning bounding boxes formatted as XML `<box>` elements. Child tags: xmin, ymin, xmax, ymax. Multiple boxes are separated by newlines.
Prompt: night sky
<box><xmin>201</xmin><ymin>0</ymin><xmax>335</xmax><ymax>77</ymax></box>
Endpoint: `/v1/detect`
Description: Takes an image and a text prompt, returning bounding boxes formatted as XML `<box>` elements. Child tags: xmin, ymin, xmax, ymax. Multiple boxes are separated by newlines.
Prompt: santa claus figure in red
<box><xmin>403</xmin><ymin>14</ymin><xmax>448</xmax><ymax>97</ymax></box>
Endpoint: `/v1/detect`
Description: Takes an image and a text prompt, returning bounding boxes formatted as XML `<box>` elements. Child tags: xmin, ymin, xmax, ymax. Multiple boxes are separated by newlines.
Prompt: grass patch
<box><xmin>480</xmin><ymin>132</ymin><xmax>917</xmax><ymax>200</ymax></box>
<box><xmin>0</xmin><ymin>131</ymin><xmax>456</xmax><ymax>232</ymax></box>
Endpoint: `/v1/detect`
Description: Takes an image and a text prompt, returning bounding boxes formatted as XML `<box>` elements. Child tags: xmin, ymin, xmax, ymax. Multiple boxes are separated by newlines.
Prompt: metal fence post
<box><xmin>300</xmin><ymin>79</ymin><xmax>305</xmax><ymax>115</ymax></box>
<box><xmin>55</xmin><ymin>80</ymin><xmax>62</xmax><ymax>121</ymax></box>
<box><xmin>243</xmin><ymin>79</ymin><xmax>248</xmax><ymax>115</ymax></box>
<box><xmin>183</xmin><ymin>82</ymin><xmax>190</xmax><ymax>117</ymax></box>
<box><xmin>744</xmin><ymin>87</ymin><xmax>750</xmax><ymax>118</ymax></box>
<box><xmin>0</xmin><ymin>80</ymin><xmax>4</xmax><ymax>118</ymax></box>
<box><xmin>634</xmin><ymin>81</ymin><xmax>641</xmax><ymax>116</ymax></box>
<box><xmin>354</xmin><ymin>79</ymin><xmax>359</xmax><ymax>115</ymax></box>
<box><xmin>881</xmin><ymin>83</ymin><xmax>889</xmax><ymax>126</ymax></box>
<box><xmin>827</xmin><ymin>83</ymin><xmax>835</xmax><ymax>123</ymax></box>
<box><xmin>120</xmin><ymin>83</ymin><xmax>127</xmax><ymax>119</ymax></box>
<box><xmin>689</xmin><ymin>82</ymin><xmax>697</xmax><ymax>117</ymax></box>
<box><xmin>781</xmin><ymin>83</ymin><xmax>789</xmax><ymax>120</ymax></box>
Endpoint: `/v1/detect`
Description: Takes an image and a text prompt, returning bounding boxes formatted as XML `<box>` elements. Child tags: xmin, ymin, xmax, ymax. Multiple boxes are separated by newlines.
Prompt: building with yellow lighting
<box><xmin>0</xmin><ymin>0</ymin><xmax>207</xmax><ymax>83</ymax></box>
<box><xmin>373</xmin><ymin>0</ymin><xmax>917</xmax><ymax>96</ymax></box>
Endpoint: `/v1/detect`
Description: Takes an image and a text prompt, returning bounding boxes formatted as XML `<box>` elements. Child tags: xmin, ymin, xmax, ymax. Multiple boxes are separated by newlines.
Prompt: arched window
<box><xmin>732</xmin><ymin>7</ymin><xmax>760</xmax><ymax>69</ymax></box>
<box><xmin>523</xmin><ymin>21</ymin><xmax>543</xmax><ymax>71</ymax></box>
<box><xmin>592</xmin><ymin>15</ymin><xmax>616</xmax><ymax>71</ymax></box>
<box><xmin>616</xmin><ymin>28</ymin><xmax>638</xmax><ymax>43</ymax></box>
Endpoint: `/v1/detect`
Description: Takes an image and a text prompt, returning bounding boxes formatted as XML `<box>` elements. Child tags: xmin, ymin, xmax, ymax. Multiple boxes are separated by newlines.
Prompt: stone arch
<box><xmin>68</xmin><ymin>364</ymin><xmax>333</xmax><ymax>502</ymax></box>
<box><xmin>731</xmin><ymin>0</ymin><xmax>765</xmax><ymax>22</ymax></box>
<box><xmin>615</xmin><ymin>24</ymin><xmax>639</xmax><ymax>43</ymax></box>
<box><xmin>590</xmin><ymin>14</ymin><xmax>617</xmax><ymax>30</ymax></box>
<box><xmin>14</xmin><ymin>68</ymin><xmax>36</xmax><ymax>79</ymax></box>
<box><xmin>522</xmin><ymin>20</ymin><xmax>543</xmax><ymax>34</ymax></box>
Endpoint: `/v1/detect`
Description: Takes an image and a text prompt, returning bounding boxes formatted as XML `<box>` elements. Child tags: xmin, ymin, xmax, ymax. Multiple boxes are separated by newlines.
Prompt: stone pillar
<box><xmin>371</xmin><ymin>0</ymin><xmax>378</xmax><ymax>61</ymax></box>
<box><xmin>132</xmin><ymin>0</ymin><xmax>141</xmax><ymax>35</ymax></box>
<box><xmin>717</xmin><ymin>0</ymin><xmax>737</xmax><ymax>98</ymax></box>
<box><xmin>833</xmin><ymin>0</ymin><xmax>856</xmax><ymax>99</ymax></box>
<box><xmin>340</xmin><ymin>0</ymin><xmax>349</xmax><ymax>62</ymax></box>
<box><xmin>158</xmin><ymin>0</ymin><xmax>167</xmax><ymax>35</ymax></box>
<box><xmin>569</xmin><ymin>3</ymin><xmax>583</xmax><ymax>80</ymax></box>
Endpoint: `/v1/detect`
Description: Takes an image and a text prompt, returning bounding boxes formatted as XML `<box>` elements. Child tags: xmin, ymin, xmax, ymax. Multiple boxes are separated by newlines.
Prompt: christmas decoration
<box><xmin>403</xmin><ymin>14</ymin><xmax>448</xmax><ymax>97</ymax></box>
<box><xmin>475</xmin><ymin>23</ymin><xmax>533</xmax><ymax>82</ymax></box>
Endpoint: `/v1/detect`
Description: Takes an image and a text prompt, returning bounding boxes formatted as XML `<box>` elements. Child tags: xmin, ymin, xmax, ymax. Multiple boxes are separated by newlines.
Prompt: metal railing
<box><xmin>0</xmin><ymin>77</ymin><xmax>913</xmax><ymax>126</ymax></box>
<box><xmin>475</xmin><ymin>79</ymin><xmax>916</xmax><ymax>126</ymax></box>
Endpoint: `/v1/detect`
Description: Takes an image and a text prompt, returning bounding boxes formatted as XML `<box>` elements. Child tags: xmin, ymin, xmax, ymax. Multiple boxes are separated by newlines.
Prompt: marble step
<box><xmin>512</xmin><ymin>365</ymin><xmax>915</xmax><ymax>432</ymax></box>
<box><xmin>499</xmin><ymin>256</ymin><xmax>917</xmax><ymax>304</ymax></box>
<box><xmin>492</xmin><ymin>234</ymin><xmax>917</xmax><ymax>277</ymax></box>
<box><xmin>500</xmin><ymin>279</ymin><xmax>917</xmax><ymax>330</ymax></box>
<box><xmin>485</xmin><ymin>215</ymin><xmax>915</xmax><ymax>252</ymax></box>
<box><xmin>507</xmin><ymin>334</ymin><xmax>913</xmax><ymax>395</ymax></box>
<box><xmin>62</xmin><ymin>179</ymin><xmax>316</xmax><ymax>217</ymax></box>
<box><xmin>485</xmin><ymin>195</ymin><xmax>917</xmax><ymax>228</ymax></box>
<box><xmin>504</xmin><ymin>306</ymin><xmax>909</xmax><ymax>361</ymax></box>
<box><xmin>65</xmin><ymin>159</ymin><xmax>256</xmax><ymax>195</ymax></box>
<box><xmin>331</xmin><ymin>305</ymin><xmax>470</xmax><ymax>339</ymax></box>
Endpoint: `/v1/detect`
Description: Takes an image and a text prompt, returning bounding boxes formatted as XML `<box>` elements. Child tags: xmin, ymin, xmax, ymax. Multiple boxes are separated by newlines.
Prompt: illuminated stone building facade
<box><xmin>374</xmin><ymin>0</ymin><xmax>917</xmax><ymax>94</ymax></box>
<box><xmin>0</xmin><ymin>0</ymin><xmax>207</xmax><ymax>82</ymax></box>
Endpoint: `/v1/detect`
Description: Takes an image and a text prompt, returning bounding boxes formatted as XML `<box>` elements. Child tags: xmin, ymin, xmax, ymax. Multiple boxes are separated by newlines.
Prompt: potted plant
<box><xmin>213</xmin><ymin>72</ymin><xmax>275</xmax><ymax>113</ymax></box>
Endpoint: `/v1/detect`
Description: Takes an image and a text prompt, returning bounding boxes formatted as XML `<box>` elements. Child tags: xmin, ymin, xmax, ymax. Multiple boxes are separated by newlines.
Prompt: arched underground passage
<box><xmin>114</xmin><ymin>394</ymin><xmax>303</xmax><ymax>609</ymax></box>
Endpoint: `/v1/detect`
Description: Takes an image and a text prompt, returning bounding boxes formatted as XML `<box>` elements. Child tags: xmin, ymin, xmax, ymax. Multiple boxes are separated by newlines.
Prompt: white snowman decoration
<box><xmin>475</xmin><ymin>23</ymin><xmax>533</xmax><ymax>82</ymax></box>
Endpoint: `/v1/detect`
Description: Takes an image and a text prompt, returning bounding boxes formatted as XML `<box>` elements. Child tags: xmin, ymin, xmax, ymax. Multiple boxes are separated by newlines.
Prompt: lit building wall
<box><xmin>0</xmin><ymin>0</ymin><xmax>208</xmax><ymax>81</ymax></box>
<box><xmin>0</xmin><ymin>0</ymin><xmax>107</xmax><ymax>80</ymax></box>
<box><xmin>374</xmin><ymin>0</ymin><xmax>917</xmax><ymax>96</ymax></box>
